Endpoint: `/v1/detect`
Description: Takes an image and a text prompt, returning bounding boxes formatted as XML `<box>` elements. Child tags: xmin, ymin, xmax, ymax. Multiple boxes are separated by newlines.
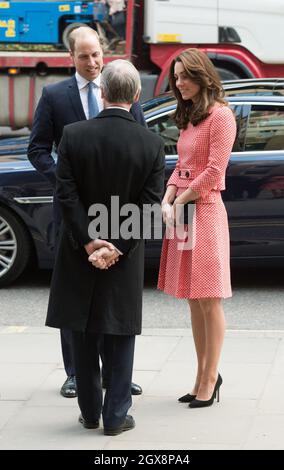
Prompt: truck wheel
<box><xmin>216</xmin><ymin>67</ymin><xmax>241</xmax><ymax>81</ymax></box>
<box><xmin>62</xmin><ymin>22</ymin><xmax>86</xmax><ymax>49</ymax></box>
<box><xmin>0</xmin><ymin>206</ymin><xmax>32</xmax><ymax>287</ymax></box>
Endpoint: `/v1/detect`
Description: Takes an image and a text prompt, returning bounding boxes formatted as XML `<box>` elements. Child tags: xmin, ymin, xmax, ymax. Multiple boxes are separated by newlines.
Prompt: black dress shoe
<box><xmin>178</xmin><ymin>393</ymin><xmax>197</xmax><ymax>403</ymax></box>
<box><xmin>102</xmin><ymin>380</ymin><xmax>142</xmax><ymax>396</ymax></box>
<box><xmin>60</xmin><ymin>375</ymin><xmax>77</xmax><ymax>398</ymax></box>
<box><xmin>104</xmin><ymin>415</ymin><xmax>135</xmax><ymax>436</ymax></box>
<box><xmin>131</xmin><ymin>382</ymin><xmax>142</xmax><ymax>395</ymax></box>
<box><xmin>78</xmin><ymin>414</ymin><xmax>99</xmax><ymax>429</ymax></box>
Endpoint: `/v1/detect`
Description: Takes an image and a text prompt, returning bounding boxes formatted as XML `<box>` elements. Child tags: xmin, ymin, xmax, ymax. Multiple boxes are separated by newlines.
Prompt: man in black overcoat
<box><xmin>46</xmin><ymin>59</ymin><xmax>165</xmax><ymax>435</ymax></box>
<box><xmin>28</xmin><ymin>26</ymin><xmax>145</xmax><ymax>398</ymax></box>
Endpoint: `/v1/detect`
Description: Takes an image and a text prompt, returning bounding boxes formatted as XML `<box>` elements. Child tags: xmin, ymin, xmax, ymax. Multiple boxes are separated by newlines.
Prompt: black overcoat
<box><xmin>46</xmin><ymin>108</ymin><xmax>165</xmax><ymax>335</ymax></box>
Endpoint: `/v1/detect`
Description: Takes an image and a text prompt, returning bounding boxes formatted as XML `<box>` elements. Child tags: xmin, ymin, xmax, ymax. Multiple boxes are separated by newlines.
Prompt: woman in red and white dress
<box><xmin>158</xmin><ymin>49</ymin><xmax>236</xmax><ymax>408</ymax></box>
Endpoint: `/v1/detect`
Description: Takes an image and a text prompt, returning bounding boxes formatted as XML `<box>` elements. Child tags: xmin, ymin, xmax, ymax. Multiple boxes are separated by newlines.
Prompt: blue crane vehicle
<box><xmin>0</xmin><ymin>0</ymin><xmax>107</xmax><ymax>47</ymax></box>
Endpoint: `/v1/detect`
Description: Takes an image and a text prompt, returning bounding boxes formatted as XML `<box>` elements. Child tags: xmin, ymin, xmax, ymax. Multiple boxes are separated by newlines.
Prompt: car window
<box><xmin>147</xmin><ymin>112</ymin><xmax>179</xmax><ymax>155</ymax></box>
<box><xmin>245</xmin><ymin>106</ymin><xmax>284</xmax><ymax>151</ymax></box>
<box><xmin>229</xmin><ymin>105</ymin><xmax>243</xmax><ymax>152</ymax></box>
<box><xmin>225</xmin><ymin>86</ymin><xmax>284</xmax><ymax>97</ymax></box>
<box><xmin>148</xmin><ymin>105</ymin><xmax>243</xmax><ymax>155</ymax></box>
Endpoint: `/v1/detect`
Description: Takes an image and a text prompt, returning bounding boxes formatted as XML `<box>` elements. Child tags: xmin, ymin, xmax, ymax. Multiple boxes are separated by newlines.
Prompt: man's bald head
<box><xmin>68</xmin><ymin>26</ymin><xmax>100</xmax><ymax>54</ymax></box>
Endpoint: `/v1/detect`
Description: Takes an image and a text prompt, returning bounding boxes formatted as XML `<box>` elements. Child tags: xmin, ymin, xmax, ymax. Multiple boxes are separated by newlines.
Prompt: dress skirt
<box><xmin>158</xmin><ymin>191</ymin><xmax>232</xmax><ymax>299</ymax></box>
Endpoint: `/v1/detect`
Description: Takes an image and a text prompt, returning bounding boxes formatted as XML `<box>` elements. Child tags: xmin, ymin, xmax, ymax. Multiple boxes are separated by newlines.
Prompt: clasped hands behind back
<box><xmin>84</xmin><ymin>239</ymin><xmax>120</xmax><ymax>270</ymax></box>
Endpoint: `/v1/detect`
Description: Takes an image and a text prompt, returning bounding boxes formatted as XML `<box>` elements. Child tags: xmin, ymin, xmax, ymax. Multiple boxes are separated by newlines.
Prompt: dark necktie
<box><xmin>88</xmin><ymin>82</ymin><xmax>99</xmax><ymax>118</ymax></box>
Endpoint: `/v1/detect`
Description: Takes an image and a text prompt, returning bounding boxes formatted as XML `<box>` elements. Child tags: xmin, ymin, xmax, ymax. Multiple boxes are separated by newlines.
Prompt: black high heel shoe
<box><xmin>178</xmin><ymin>393</ymin><xmax>197</xmax><ymax>403</ymax></box>
<box><xmin>189</xmin><ymin>374</ymin><xmax>222</xmax><ymax>408</ymax></box>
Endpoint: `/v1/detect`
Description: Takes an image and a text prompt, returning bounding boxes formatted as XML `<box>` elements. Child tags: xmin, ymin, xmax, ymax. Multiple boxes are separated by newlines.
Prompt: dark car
<box><xmin>221</xmin><ymin>78</ymin><xmax>284</xmax><ymax>97</ymax></box>
<box><xmin>1</xmin><ymin>81</ymin><xmax>284</xmax><ymax>286</ymax></box>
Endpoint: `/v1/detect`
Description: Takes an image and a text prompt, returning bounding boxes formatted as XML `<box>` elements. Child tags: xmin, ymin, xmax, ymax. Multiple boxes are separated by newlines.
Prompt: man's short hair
<box><xmin>68</xmin><ymin>26</ymin><xmax>100</xmax><ymax>53</ymax></box>
<box><xmin>101</xmin><ymin>60</ymin><xmax>141</xmax><ymax>104</ymax></box>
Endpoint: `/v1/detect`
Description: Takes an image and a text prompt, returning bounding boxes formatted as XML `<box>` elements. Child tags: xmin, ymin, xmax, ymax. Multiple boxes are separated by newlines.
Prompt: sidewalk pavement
<box><xmin>0</xmin><ymin>326</ymin><xmax>284</xmax><ymax>450</ymax></box>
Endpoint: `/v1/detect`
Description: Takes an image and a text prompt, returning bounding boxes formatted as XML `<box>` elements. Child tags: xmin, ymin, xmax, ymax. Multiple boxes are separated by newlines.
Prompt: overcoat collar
<box><xmin>96</xmin><ymin>107</ymin><xmax>136</xmax><ymax>122</ymax></box>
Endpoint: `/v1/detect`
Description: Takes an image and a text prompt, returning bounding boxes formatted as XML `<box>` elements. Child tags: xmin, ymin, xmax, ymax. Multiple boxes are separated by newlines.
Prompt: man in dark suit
<box><xmin>28</xmin><ymin>26</ymin><xmax>145</xmax><ymax>398</ymax></box>
<box><xmin>46</xmin><ymin>59</ymin><xmax>164</xmax><ymax>435</ymax></box>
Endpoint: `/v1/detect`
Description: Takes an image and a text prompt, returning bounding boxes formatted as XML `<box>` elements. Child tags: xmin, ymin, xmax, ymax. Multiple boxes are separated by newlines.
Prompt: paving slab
<box><xmin>0</xmin><ymin>327</ymin><xmax>283</xmax><ymax>450</ymax></box>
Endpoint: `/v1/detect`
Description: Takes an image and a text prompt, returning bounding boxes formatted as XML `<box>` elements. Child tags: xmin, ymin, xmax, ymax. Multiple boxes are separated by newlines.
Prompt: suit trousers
<box><xmin>60</xmin><ymin>328</ymin><xmax>75</xmax><ymax>376</ymax></box>
<box><xmin>53</xmin><ymin>206</ymin><xmax>76</xmax><ymax>377</ymax></box>
<box><xmin>72</xmin><ymin>331</ymin><xmax>135</xmax><ymax>428</ymax></box>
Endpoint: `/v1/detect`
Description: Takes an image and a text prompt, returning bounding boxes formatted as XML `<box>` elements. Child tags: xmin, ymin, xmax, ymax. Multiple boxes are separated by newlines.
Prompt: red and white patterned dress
<box><xmin>158</xmin><ymin>104</ymin><xmax>237</xmax><ymax>299</ymax></box>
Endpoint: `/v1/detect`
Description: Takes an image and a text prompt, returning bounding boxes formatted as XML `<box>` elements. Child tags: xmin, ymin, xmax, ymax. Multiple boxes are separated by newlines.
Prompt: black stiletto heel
<box><xmin>189</xmin><ymin>374</ymin><xmax>222</xmax><ymax>408</ymax></box>
<box><xmin>216</xmin><ymin>386</ymin><xmax>220</xmax><ymax>403</ymax></box>
<box><xmin>178</xmin><ymin>393</ymin><xmax>197</xmax><ymax>403</ymax></box>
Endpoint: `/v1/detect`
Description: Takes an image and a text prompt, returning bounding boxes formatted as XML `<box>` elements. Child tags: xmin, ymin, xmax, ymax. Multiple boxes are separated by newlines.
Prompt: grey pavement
<box><xmin>0</xmin><ymin>326</ymin><xmax>284</xmax><ymax>450</ymax></box>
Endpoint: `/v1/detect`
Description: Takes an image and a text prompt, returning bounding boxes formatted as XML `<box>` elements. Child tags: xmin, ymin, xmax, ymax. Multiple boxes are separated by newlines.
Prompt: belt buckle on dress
<box><xmin>178</xmin><ymin>169</ymin><xmax>191</xmax><ymax>179</ymax></box>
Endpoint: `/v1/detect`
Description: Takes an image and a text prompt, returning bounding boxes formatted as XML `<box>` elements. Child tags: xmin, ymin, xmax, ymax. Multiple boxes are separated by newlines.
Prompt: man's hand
<box><xmin>88</xmin><ymin>247</ymin><xmax>119</xmax><ymax>270</ymax></box>
<box><xmin>84</xmin><ymin>239</ymin><xmax>115</xmax><ymax>256</ymax></box>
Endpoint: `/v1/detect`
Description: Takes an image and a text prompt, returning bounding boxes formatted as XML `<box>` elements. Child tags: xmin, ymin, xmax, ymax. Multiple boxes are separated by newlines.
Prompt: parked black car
<box><xmin>1</xmin><ymin>80</ymin><xmax>284</xmax><ymax>286</ymax></box>
<box><xmin>220</xmin><ymin>78</ymin><xmax>284</xmax><ymax>97</ymax></box>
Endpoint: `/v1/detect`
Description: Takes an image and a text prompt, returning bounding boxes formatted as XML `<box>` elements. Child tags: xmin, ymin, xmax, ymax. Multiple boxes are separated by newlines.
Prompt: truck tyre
<box><xmin>0</xmin><ymin>206</ymin><xmax>32</xmax><ymax>287</ymax></box>
<box><xmin>216</xmin><ymin>67</ymin><xmax>241</xmax><ymax>81</ymax></box>
<box><xmin>62</xmin><ymin>22</ymin><xmax>86</xmax><ymax>49</ymax></box>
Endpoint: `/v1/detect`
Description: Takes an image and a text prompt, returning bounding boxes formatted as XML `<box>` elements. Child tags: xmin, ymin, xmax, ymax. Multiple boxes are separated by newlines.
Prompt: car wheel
<box><xmin>0</xmin><ymin>206</ymin><xmax>32</xmax><ymax>287</ymax></box>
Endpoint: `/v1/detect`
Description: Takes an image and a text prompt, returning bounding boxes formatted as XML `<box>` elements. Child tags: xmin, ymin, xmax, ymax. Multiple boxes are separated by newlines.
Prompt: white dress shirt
<box><xmin>106</xmin><ymin>106</ymin><xmax>130</xmax><ymax>113</ymax></box>
<box><xmin>75</xmin><ymin>72</ymin><xmax>104</xmax><ymax>119</ymax></box>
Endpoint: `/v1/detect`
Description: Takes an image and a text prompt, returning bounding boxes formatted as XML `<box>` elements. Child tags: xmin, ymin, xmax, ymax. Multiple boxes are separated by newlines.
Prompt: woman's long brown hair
<box><xmin>169</xmin><ymin>48</ymin><xmax>226</xmax><ymax>128</ymax></box>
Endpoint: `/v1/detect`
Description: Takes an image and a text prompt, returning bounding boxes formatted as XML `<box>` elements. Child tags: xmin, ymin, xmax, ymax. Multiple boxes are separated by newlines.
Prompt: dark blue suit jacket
<box><xmin>28</xmin><ymin>75</ymin><xmax>146</xmax><ymax>188</ymax></box>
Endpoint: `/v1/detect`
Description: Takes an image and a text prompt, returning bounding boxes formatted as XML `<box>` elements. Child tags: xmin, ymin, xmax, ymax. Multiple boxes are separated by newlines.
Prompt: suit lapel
<box><xmin>67</xmin><ymin>76</ymin><xmax>86</xmax><ymax>121</ymax></box>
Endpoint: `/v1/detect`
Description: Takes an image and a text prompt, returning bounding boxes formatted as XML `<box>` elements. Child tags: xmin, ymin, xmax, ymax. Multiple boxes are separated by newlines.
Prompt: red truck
<box><xmin>1</xmin><ymin>0</ymin><xmax>284</xmax><ymax>128</ymax></box>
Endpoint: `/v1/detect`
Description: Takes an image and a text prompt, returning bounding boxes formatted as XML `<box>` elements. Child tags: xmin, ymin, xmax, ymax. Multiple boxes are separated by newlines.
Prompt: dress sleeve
<box><xmin>166</xmin><ymin>156</ymin><xmax>181</xmax><ymax>187</ymax></box>
<box><xmin>188</xmin><ymin>106</ymin><xmax>236</xmax><ymax>198</ymax></box>
<box><xmin>167</xmin><ymin>129</ymin><xmax>183</xmax><ymax>186</ymax></box>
